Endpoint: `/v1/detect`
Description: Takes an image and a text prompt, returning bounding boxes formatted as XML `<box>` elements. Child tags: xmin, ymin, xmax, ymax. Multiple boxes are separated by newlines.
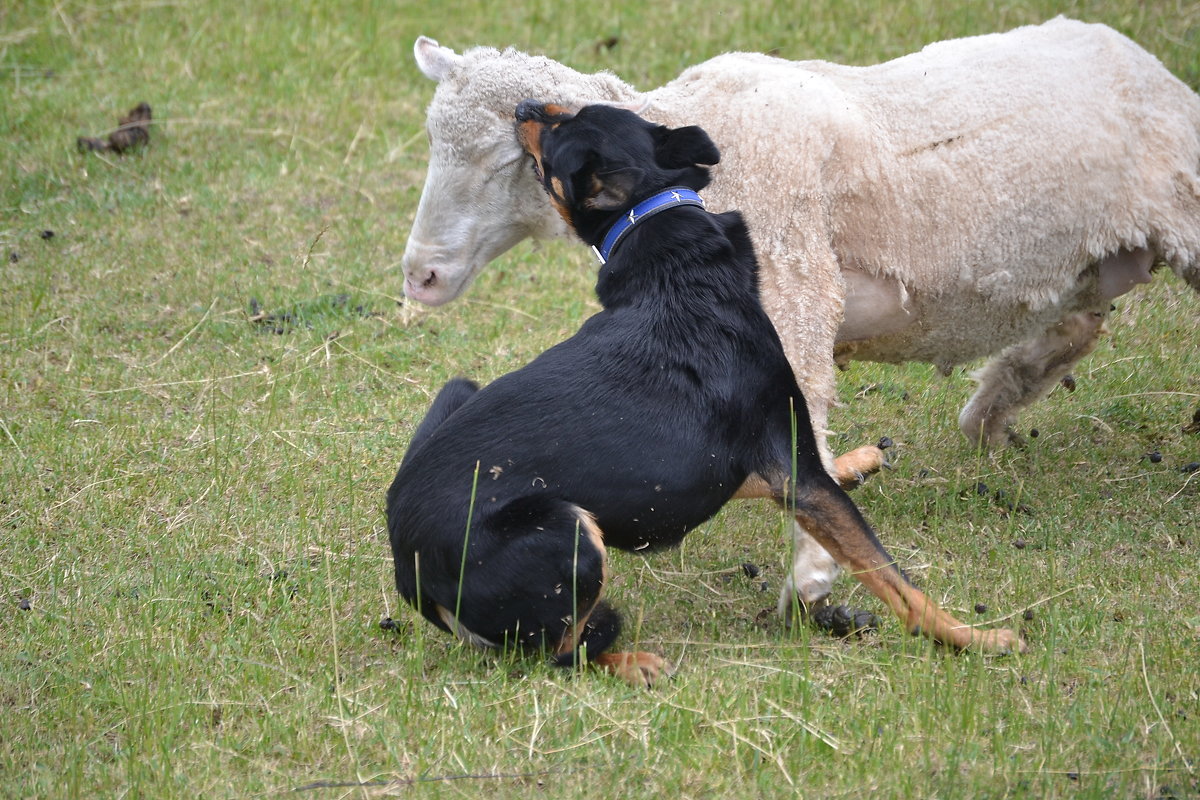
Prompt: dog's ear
<box><xmin>585</xmin><ymin>167</ymin><xmax>644</xmax><ymax>211</ymax></box>
<box><xmin>653</xmin><ymin>125</ymin><xmax>720</xmax><ymax>169</ymax></box>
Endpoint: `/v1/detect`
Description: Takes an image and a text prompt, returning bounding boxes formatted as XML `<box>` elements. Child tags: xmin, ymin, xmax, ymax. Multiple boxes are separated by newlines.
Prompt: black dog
<box><xmin>386</xmin><ymin>103</ymin><xmax>1022</xmax><ymax>686</ymax></box>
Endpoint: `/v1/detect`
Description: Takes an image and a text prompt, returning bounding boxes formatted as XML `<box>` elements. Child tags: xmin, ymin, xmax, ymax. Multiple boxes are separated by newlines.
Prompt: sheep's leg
<box><xmin>781</xmin><ymin>417</ymin><xmax>893</xmax><ymax>616</ymax></box>
<box><xmin>751</xmin><ymin>228</ymin><xmax>896</xmax><ymax>625</ymax></box>
<box><xmin>960</xmin><ymin>248</ymin><xmax>1159</xmax><ymax>447</ymax></box>
<box><xmin>958</xmin><ymin>310</ymin><xmax>1107</xmax><ymax>447</ymax></box>
<box><xmin>755</xmin><ymin>397</ymin><xmax>855</xmax><ymax>620</ymax></box>
<box><xmin>777</xmin><ymin>522</ymin><xmax>844</xmax><ymax>621</ymax></box>
<box><xmin>756</xmin><ymin>325</ymin><xmax>851</xmax><ymax>619</ymax></box>
<box><xmin>733</xmin><ymin>477</ymin><xmax>863</xmax><ymax>626</ymax></box>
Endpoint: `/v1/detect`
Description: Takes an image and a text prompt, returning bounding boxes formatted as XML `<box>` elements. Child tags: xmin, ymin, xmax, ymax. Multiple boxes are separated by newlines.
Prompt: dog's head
<box><xmin>514</xmin><ymin>101</ymin><xmax>720</xmax><ymax>240</ymax></box>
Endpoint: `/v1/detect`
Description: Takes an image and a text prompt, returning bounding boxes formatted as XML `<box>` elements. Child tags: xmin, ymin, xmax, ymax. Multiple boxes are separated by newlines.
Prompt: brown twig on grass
<box><xmin>77</xmin><ymin>102</ymin><xmax>152</xmax><ymax>153</ymax></box>
<box><xmin>292</xmin><ymin>769</ymin><xmax>566</xmax><ymax>791</ymax></box>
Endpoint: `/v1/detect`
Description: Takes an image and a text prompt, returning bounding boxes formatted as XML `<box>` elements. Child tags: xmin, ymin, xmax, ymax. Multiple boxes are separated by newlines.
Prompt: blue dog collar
<box><xmin>592</xmin><ymin>187</ymin><xmax>707</xmax><ymax>264</ymax></box>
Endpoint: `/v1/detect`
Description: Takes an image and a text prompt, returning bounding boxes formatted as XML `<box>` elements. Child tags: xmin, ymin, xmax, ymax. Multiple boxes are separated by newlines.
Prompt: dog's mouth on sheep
<box><xmin>515</xmin><ymin>112</ymin><xmax>575</xmax><ymax>225</ymax></box>
<box><xmin>515</xmin><ymin>101</ymin><xmax>575</xmax><ymax>189</ymax></box>
<box><xmin>518</xmin><ymin>141</ymin><xmax>565</xmax><ymax>211</ymax></box>
<box><xmin>517</xmin><ymin>130</ymin><xmax>547</xmax><ymax>186</ymax></box>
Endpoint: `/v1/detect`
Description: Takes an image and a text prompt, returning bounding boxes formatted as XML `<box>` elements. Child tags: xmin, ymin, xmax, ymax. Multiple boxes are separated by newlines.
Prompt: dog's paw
<box><xmin>833</xmin><ymin>443</ymin><xmax>890</xmax><ymax>489</ymax></box>
<box><xmin>973</xmin><ymin>627</ymin><xmax>1027</xmax><ymax>654</ymax></box>
<box><xmin>594</xmin><ymin>651</ymin><xmax>672</xmax><ymax>688</ymax></box>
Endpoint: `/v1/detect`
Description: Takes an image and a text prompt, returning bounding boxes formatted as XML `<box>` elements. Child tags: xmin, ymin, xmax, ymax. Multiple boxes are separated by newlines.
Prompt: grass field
<box><xmin>2</xmin><ymin>1</ymin><xmax>1198</xmax><ymax>797</ymax></box>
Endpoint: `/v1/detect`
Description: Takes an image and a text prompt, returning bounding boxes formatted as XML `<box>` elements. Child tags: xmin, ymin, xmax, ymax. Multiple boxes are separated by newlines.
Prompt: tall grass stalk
<box><xmin>453</xmin><ymin>460</ymin><xmax>483</xmax><ymax>637</ymax></box>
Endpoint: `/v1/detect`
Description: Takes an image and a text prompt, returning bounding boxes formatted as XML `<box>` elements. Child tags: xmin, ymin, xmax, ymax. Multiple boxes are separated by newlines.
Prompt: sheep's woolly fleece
<box><xmin>412</xmin><ymin>18</ymin><xmax>1199</xmax><ymax>445</ymax></box>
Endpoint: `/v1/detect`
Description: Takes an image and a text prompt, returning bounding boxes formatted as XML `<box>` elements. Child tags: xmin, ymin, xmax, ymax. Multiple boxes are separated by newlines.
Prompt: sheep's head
<box><xmin>402</xmin><ymin>39</ymin><xmax>575</xmax><ymax>306</ymax></box>
<box><xmin>402</xmin><ymin>38</ymin><xmax>644</xmax><ymax>306</ymax></box>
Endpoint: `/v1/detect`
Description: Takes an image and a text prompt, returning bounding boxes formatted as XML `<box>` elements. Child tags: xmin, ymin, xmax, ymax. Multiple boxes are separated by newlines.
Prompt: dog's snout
<box><xmin>515</xmin><ymin>100</ymin><xmax>545</xmax><ymax>122</ymax></box>
<box><xmin>515</xmin><ymin>101</ymin><xmax>574</xmax><ymax>124</ymax></box>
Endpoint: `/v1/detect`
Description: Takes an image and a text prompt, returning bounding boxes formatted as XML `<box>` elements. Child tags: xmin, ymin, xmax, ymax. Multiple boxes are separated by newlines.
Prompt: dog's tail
<box><xmin>400</xmin><ymin>377</ymin><xmax>478</xmax><ymax>468</ymax></box>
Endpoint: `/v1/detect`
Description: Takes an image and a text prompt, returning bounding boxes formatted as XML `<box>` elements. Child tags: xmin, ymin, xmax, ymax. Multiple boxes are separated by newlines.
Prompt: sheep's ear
<box><xmin>414</xmin><ymin>36</ymin><xmax>463</xmax><ymax>82</ymax></box>
<box><xmin>653</xmin><ymin>125</ymin><xmax>720</xmax><ymax>168</ymax></box>
<box><xmin>585</xmin><ymin>167</ymin><xmax>644</xmax><ymax>211</ymax></box>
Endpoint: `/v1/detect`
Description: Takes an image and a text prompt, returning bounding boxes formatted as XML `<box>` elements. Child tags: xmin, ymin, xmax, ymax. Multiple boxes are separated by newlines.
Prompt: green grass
<box><xmin>2</xmin><ymin>1</ymin><xmax>1198</xmax><ymax>797</ymax></box>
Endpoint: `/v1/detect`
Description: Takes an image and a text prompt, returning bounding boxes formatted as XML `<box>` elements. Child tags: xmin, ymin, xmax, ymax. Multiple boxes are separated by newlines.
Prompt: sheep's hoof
<box><xmin>1004</xmin><ymin>425</ymin><xmax>1027</xmax><ymax>449</ymax></box>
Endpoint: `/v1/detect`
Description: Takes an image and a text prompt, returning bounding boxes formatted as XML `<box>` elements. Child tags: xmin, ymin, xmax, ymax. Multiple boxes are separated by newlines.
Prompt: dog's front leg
<box><xmin>790</xmin><ymin>481</ymin><xmax>1025</xmax><ymax>654</ymax></box>
<box><xmin>831</xmin><ymin>439</ymin><xmax>892</xmax><ymax>489</ymax></box>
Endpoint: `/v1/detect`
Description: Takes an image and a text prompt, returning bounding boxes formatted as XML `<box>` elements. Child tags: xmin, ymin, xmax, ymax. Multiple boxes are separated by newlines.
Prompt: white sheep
<box><xmin>401</xmin><ymin>18</ymin><xmax>1200</xmax><ymax>616</ymax></box>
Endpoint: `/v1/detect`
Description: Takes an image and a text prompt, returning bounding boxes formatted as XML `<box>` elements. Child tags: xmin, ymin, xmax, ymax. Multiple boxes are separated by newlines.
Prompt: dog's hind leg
<box><xmin>400</xmin><ymin>378</ymin><xmax>479</xmax><ymax>467</ymax></box>
<box><xmin>550</xmin><ymin>510</ymin><xmax>671</xmax><ymax>688</ymax></box>
<box><xmin>554</xmin><ymin>598</ymin><xmax>669</xmax><ymax>688</ymax></box>
<box><xmin>449</xmin><ymin>498</ymin><xmax>667</xmax><ymax>687</ymax></box>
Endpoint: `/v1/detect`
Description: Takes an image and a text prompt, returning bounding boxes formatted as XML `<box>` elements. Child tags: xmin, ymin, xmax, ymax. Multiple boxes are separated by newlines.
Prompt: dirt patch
<box><xmin>248</xmin><ymin>294</ymin><xmax>380</xmax><ymax>334</ymax></box>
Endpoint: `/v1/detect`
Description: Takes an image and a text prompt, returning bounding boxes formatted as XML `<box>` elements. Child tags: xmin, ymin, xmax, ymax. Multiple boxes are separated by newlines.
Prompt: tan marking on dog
<box><xmin>790</xmin><ymin>484</ymin><xmax>1025</xmax><ymax>653</ymax></box>
<box><xmin>580</xmin><ymin>173</ymin><xmax>609</xmax><ymax>211</ymax></box>
<box><xmin>732</xmin><ymin>473</ymin><xmax>778</xmax><ymax>500</ymax></box>
<box><xmin>516</xmin><ymin>118</ymin><xmax>573</xmax><ymax>227</ymax></box>
<box><xmin>546</xmin><ymin>197</ymin><xmax>574</xmax><ymax>227</ymax></box>
<box><xmin>735</xmin><ymin>454</ymin><xmax>885</xmax><ymax>498</ymax></box>
<box><xmin>515</xmin><ymin>119</ymin><xmax>544</xmax><ymax>164</ymax></box>
<box><xmin>554</xmin><ymin>507</ymin><xmax>609</xmax><ymax>658</ymax></box>
<box><xmin>540</xmin><ymin>103</ymin><xmax>573</xmax><ymax>118</ymax></box>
